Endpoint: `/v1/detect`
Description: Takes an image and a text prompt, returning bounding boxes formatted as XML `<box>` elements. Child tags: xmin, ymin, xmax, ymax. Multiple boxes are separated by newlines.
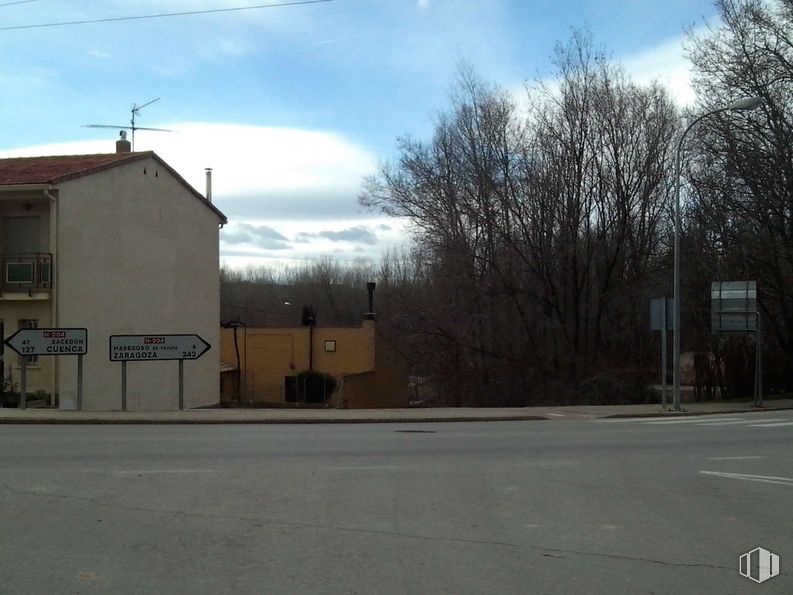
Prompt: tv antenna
<box><xmin>84</xmin><ymin>98</ymin><xmax>172</xmax><ymax>150</ymax></box>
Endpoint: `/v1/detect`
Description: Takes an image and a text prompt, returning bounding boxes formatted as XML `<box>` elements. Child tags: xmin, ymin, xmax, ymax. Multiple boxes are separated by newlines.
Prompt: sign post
<box><xmin>109</xmin><ymin>334</ymin><xmax>210</xmax><ymax>410</ymax></box>
<box><xmin>711</xmin><ymin>281</ymin><xmax>762</xmax><ymax>407</ymax></box>
<box><xmin>121</xmin><ymin>361</ymin><xmax>127</xmax><ymax>412</ymax></box>
<box><xmin>178</xmin><ymin>360</ymin><xmax>184</xmax><ymax>410</ymax></box>
<box><xmin>755</xmin><ymin>313</ymin><xmax>762</xmax><ymax>407</ymax></box>
<box><xmin>20</xmin><ymin>357</ymin><xmax>27</xmax><ymax>409</ymax></box>
<box><xmin>3</xmin><ymin>328</ymin><xmax>88</xmax><ymax>410</ymax></box>
<box><xmin>77</xmin><ymin>355</ymin><xmax>84</xmax><ymax>410</ymax></box>
<box><xmin>650</xmin><ymin>298</ymin><xmax>673</xmax><ymax>409</ymax></box>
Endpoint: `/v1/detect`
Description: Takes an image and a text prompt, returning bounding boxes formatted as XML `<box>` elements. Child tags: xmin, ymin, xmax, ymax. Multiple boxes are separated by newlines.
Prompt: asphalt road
<box><xmin>1</xmin><ymin>413</ymin><xmax>792</xmax><ymax>594</ymax></box>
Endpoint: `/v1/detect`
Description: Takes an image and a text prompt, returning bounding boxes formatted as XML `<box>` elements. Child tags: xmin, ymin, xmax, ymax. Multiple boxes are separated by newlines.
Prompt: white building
<box><xmin>0</xmin><ymin>138</ymin><xmax>226</xmax><ymax>410</ymax></box>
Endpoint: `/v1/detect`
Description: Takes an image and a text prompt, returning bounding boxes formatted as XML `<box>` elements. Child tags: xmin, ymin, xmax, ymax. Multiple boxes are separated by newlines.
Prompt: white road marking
<box><xmin>698</xmin><ymin>419</ymin><xmax>783</xmax><ymax>426</ymax></box>
<box><xmin>644</xmin><ymin>417</ymin><xmax>745</xmax><ymax>425</ymax></box>
<box><xmin>328</xmin><ymin>465</ymin><xmax>403</xmax><ymax>471</ymax></box>
<box><xmin>596</xmin><ymin>414</ymin><xmax>793</xmax><ymax>426</ymax></box>
<box><xmin>595</xmin><ymin>416</ymin><xmax>730</xmax><ymax>423</ymax></box>
<box><xmin>113</xmin><ymin>469</ymin><xmax>216</xmax><ymax>475</ymax></box>
<box><xmin>699</xmin><ymin>471</ymin><xmax>793</xmax><ymax>487</ymax></box>
<box><xmin>547</xmin><ymin>413</ymin><xmax>565</xmax><ymax>417</ymax></box>
<box><xmin>706</xmin><ymin>456</ymin><xmax>766</xmax><ymax>461</ymax></box>
<box><xmin>509</xmin><ymin>461</ymin><xmax>579</xmax><ymax>467</ymax></box>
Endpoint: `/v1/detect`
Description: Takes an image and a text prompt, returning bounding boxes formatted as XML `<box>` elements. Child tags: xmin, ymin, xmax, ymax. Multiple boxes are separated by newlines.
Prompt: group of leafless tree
<box><xmin>361</xmin><ymin>32</ymin><xmax>679</xmax><ymax>405</ymax></box>
<box><xmin>223</xmin><ymin>0</ymin><xmax>792</xmax><ymax>406</ymax></box>
<box><xmin>221</xmin><ymin>257</ymin><xmax>377</xmax><ymax>327</ymax></box>
<box><xmin>682</xmin><ymin>0</ymin><xmax>793</xmax><ymax>399</ymax></box>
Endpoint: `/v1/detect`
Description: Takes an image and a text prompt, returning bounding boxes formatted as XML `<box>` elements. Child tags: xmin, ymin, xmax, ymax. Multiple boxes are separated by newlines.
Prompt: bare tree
<box><xmin>686</xmin><ymin>0</ymin><xmax>793</xmax><ymax>390</ymax></box>
<box><xmin>361</xmin><ymin>35</ymin><xmax>677</xmax><ymax>405</ymax></box>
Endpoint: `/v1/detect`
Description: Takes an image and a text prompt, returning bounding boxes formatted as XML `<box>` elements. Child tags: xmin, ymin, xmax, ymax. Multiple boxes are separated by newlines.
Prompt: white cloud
<box><xmin>0</xmin><ymin>122</ymin><xmax>376</xmax><ymax>203</ymax></box>
<box><xmin>620</xmin><ymin>33</ymin><xmax>697</xmax><ymax>106</ymax></box>
<box><xmin>157</xmin><ymin>123</ymin><xmax>376</xmax><ymax>197</ymax></box>
<box><xmin>507</xmin><ymin>29</ymin><xmax>707</xmax><ymax>110</ymax></box>
<box><xmin>219</xmin><ymin>217</ymin><xmax>411</xmax><ymax>267</ymax></box>
<box><xmin>0</xmin><ymin>124</ymin><xmax>410</xmax><ymax>267</ymax></box>
<box><xmin>297</xmin><ymin>225</ymin><xmax>379</xmax><ymax>245</ymax></box>
<box><xmin>221</xmin><ymin>223</ymin><xmax>291</xmax><ymax>250</ymax></box>
<box><xmin>87</xmin><ymin>49</ymin><xmax>111</xmax><ymax>59</ymax></box>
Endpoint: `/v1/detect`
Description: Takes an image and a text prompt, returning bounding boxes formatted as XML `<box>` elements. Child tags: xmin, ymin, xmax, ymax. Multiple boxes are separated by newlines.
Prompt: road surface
<box><xmin>1</xmin><ymin>413</ymin><xmax>791</xmax><ymax>594</ymax></box>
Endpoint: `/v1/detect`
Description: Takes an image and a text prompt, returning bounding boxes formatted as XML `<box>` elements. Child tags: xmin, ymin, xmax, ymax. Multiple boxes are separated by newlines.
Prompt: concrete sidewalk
<box><xmin>0</xmin><ymin>399</ymin><xmax>792</xmax><ymax>424</ymax></box>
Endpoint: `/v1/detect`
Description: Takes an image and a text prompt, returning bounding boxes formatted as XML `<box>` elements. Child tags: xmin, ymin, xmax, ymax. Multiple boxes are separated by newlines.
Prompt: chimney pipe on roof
<box><xmin>116</xmin><ymin>131</ymin><xmax>131</xmax><ymax>153</ymax></box>
<box><xmin>205</xmin><ymin>168</ymin><xmax>213</xmax><ymax>202</ymax></box>
<box><xmin>364</xmin><ymin>281</ymin><xmax>377</xmax><ymax>320</ymax></box>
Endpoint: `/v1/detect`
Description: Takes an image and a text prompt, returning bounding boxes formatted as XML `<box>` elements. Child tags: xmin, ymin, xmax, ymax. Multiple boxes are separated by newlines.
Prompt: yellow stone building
<box><xmin>219</xmin><ymin>319</ymin><xmax>410</xmax><ymax>408</ymax></box>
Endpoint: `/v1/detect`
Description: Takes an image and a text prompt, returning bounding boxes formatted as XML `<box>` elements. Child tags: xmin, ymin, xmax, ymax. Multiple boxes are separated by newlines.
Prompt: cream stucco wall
<box><xmin>53</xmin><ymin>156</ymin><xmax>221</xmax><ymax>410</ymax></box>
<box><xmin>0</xmin><ymin>194</ymin><xmax>54</xmax><ymax>397</ymax></box>
<box><xmin>0</xmin><ymin>196</ymin><xmax>51</xmax><ymax>250</ymax></box>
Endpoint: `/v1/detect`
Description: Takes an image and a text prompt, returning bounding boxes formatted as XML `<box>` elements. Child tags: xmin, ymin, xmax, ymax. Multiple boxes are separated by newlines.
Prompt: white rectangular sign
<box><xmin>4</xmin><ymin>328</ymin><xmax>87</xmax><ymax>356</ymax></box>
<box><xmin>650</xmin><ymin>297</ymin><xmax>673</xmax><ymax>331</ymax></box>
<box><xmin>109</xmin><ymin>334</ymin><xmax>210</xmax><ymax>362</ymax></box>
<box><xmin>711</xmin><ymin>281</ymin><xmax>757</xmax><ymax>333</ymax></box>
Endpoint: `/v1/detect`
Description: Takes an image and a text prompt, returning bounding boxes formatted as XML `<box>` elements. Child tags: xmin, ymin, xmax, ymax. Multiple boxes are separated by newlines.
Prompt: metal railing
<box><xmin>0</xmin><ymin>252</ymin><xmax>53</xmax><ymax>293</ymax></box>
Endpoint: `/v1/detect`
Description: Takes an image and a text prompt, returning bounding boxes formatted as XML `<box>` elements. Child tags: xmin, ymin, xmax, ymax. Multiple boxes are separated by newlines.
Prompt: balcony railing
<box><xmin>1</xmin><ymin>252</ymin><xmax>53</xmax><ymax>294</ymax></box>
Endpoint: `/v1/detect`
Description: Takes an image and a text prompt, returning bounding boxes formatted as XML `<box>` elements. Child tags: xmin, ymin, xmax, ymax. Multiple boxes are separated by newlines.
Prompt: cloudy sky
<box><xmin>0</xmin><ymin>0</ymin><xmax>717</xmax><ymax>268</ymax></box>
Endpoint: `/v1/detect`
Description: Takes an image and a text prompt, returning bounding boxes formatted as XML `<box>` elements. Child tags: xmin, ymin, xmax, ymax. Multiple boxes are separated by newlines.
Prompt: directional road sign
<box><xmin>4</xmin><ymin>328</ymin><xmax>88</xmax><ymax>356</ymax></box>
<box><xmin>711</xmin><ymin>281</ymin><xmax>757</xmax><ymax>333</ymax></box>
<box><xmin>109</xmin><ymin>334</ymin><xmax>210</xmax><ymax>362</ymax></box>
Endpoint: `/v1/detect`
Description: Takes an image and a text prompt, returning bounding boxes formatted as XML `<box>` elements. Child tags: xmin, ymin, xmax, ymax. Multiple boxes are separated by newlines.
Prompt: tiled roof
<box><xmin>0</xmin><ymin>152</ymin><xmax>151</xmax><ymax>185</ymax></box>
<box><xmin>0</xmin><ymin>151</ymin><xmax>227</xmax><ymax>223</ymax></box>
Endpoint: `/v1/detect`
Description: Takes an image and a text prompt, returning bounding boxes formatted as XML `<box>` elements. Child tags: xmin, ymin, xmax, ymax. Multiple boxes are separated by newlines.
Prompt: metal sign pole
<box><xmin>108</xmin><ymin>334</ymin><xmax>210</xmax><ymax>411</ymax></box>
<box><xmin>661</xmin><ymin>304</ymin><xmax>668</xmax><ymax>409</ymax></box>
<box><xmin>20</xmin><ymin>358</ymin><xmax>27</xmax><ymax>410</ymax></box>
<box><xmin>77</xmin><ymin>354</ymin><xmax>84</xmax><ymax>410</ymax></box>
<box><xmin>2</xmin><ymin>328</ymin><xmax>88</xmax><ymax>410</ymax></box>
<box><xmin>121</xmin><ymin>360</ymin><xmax>127</xmax><ymax>412</ymax></box>
<box><xmin>756</xmin><ymin>311</ymin><xmax>763</xmax><ymax>408</ymax></box>
<box><xmin>178</xmin><ymin>359</ymin><xmax>184</xmax><ymax>410</ymax></box>
<box><xmin>755</xmin><ymin>331</ymin><xmax>760</xmax><ymax>406</ymax></box>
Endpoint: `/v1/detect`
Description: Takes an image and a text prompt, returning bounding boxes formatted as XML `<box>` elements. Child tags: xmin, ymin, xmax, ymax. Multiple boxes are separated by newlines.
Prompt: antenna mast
<box><xmin>83</xmin><ymin>97</ymin><xmax>171</xmax><ymax>150</ymax></box>
<box><xmin>129</xmin><ymin>98</ymin><xmax>160</xmax><ymax>150</ymax></box>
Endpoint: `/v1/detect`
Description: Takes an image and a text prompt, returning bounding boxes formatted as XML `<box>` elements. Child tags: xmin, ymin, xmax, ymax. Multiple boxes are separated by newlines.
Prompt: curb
<box><xmin>0</xmin><ymin>415</ymin><xmax>550</xmax><ymax>425</ymax></box>
<box><xmin>602</xmin><ymin>406</ymin><xmax>793</xmax><ymax>419</ymax></box>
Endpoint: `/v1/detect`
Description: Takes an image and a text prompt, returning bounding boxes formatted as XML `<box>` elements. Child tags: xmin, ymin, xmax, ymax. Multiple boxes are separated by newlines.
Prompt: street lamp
<box><xmin>672</xmin><ymin>96</ymin><xmax>763</xmax><ymax>411</ymax></box>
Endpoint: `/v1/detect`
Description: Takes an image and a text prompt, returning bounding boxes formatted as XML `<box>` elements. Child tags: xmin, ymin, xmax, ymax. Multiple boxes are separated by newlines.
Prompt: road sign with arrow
<box><xmin>4</xmin><ymin>328</ymin><xmax>88</xmax><ymax>357</ymax></box>
<box><xmin>108</xmin><ymin>334</ymin><xmax>212</xmax><ymax>411</ymax></box>
<box><xmin>109</xmin><ymin>334</ymin><xmax>210</xmax><ymax>362</ymax></box>
<box><xmin>3</xmin><ymin>328</ymin><xmax>88</xmax><ymax>410</ymax></box>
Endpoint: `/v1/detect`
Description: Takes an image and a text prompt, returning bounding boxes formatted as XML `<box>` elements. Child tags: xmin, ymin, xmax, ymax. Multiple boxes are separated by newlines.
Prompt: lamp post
<box><xmin>672</xmin><ymin>96</ymin><xmax>763</xmax><ymax>412</ymax></box>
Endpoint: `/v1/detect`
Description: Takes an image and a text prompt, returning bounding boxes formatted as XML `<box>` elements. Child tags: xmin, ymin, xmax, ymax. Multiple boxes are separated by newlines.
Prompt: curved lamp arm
<box><xmin>671</xmin><ymin>96</ymin><xmax>763</xmax><ymax>412</ymax></box>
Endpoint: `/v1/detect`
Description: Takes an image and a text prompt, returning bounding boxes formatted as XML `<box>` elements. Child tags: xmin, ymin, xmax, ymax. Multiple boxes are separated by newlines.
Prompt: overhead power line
<box><xmin>0</xmin><ymin>0</ymin><xmax>39</xmax><ymax>7</ymax></box>
<box><xmin>0</xmin><ymin>0</ymin><xmax>335</xmax><ymax>31</ymax></box>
